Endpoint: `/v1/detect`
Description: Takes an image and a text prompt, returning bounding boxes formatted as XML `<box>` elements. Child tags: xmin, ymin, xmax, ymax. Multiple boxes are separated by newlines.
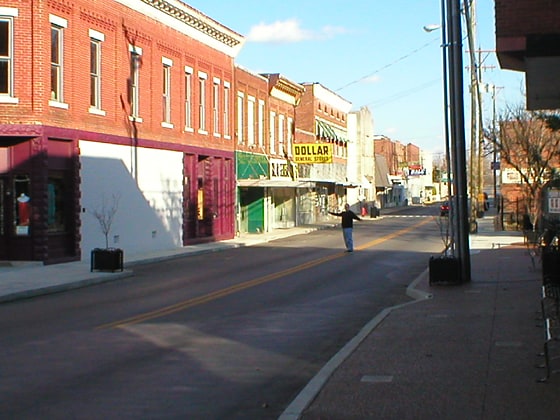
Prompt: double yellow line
<box><xmin>97</xmin><ymin>218</ymin><xmax>431</xmax><ymax>330</ymax></box>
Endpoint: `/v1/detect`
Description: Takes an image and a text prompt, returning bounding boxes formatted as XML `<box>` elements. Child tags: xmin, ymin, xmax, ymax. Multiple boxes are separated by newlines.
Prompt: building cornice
<box><xmin>115</xmin><ymin>0</ymin><xmax>245</xmax><ymax>57</ymax></box>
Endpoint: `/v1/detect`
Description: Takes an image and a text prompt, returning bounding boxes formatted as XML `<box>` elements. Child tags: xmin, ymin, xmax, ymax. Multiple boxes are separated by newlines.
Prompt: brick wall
<box><xmin>3</xmin><ymin>0</ymin><xmax>237</xmax><ymax>152</ymax></box>
<box><xmin>495</xmin><ymin>0</ymin><xmax>560</xmax><ymax>36</ymax></box>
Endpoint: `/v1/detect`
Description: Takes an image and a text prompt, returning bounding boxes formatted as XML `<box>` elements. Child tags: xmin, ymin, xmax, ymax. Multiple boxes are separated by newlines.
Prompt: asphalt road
<box><xmin>0</xmin><ymin>205</ymin><xmax>444</xmax><ymax>419</ymax></box>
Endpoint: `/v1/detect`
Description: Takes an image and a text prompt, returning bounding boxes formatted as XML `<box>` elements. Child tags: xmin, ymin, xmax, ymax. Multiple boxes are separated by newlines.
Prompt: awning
<box><xmin>337</xmin><ymin>181</ymin><xmax>360</xmax><ymax>188</ymax></box>
<box><xmin>238</xmin><ymin>179</ymin><xmax>315</xmax><ymax>188</ymax></box>
<box><xmin>375</xmin><ymin>154</ymin><xmax>392</xmax><ymax>188</ymax></box>
<box><xmin>317</xmin><ymin>120</ymin><xmax>348</xmax><ymax>143</ymax></box>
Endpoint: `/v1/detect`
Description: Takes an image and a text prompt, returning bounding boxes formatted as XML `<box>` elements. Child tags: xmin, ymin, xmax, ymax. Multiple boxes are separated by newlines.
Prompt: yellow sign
<box><xmin>292</xmin><ymin>143</ymin><xmax>333</xmax><ymax>164</ymax></box>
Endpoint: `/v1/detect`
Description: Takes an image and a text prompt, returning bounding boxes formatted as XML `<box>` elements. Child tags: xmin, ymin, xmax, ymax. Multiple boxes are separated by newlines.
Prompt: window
<box><xmin>128</xmin><ymin>45</ymin><xmax>142</xmax><ymax>120</ymax></box>
<box><xmin>278</xmin><ymin>114</ymin><xmax>285</xmax><ymax>155</ymax></box>
<box><xmin>258</xmin><ymin>99</ymin><xmax>265</xmax><ymax>147</ymax></box>
<box><xmin>14</xmin><ymin>175</ymin><xmax>30</xmax><ymax>236</ymax></box>
<box><xmin>184</xmin><ymin>66</ymin><xmax>193</xmax><ymax>131</ymax></box>
<box><xmin>287</xmin><ymin>117</ymin><xmax>294</xmax><ymax>157</ymax></box>
<box><xmin>89</xmin><ymin>29</ymin><xmax>104</xmax><ymax>112</ymax></box>
<box><xmin>47</xmin><ymin>176</ymin><xmax>67</xmax><ymax>233</ymax></box>
<box><xmin>0</xmin><ymin>9</ymin><xmax>17</xmax><ymax>103</ymax></box>
<box><xmin>213</xmin><ymin>77</ymin><xmax>220</xmax><ymax>136</ymax></box>
<box><xmin>223</xmin><ymin>82</ymin><xmax>230</xmax><ymax>138</ymax></box>
<box><xmin>162</xmin><ymin>57</ymin><xmax>172</xmax><ymax>127</ymax></box>
<box><xmin>50</xmin><ymin>15</ymin><xmax>67</xmax><ymax>105</ymax></box>
<box><xmin>198</xmin><ymin>71</ymin><xmax>207</xmax><ymax>133</ymax></box>
<box><xmin>236</xmin><ymin>92</ymin><xmax>244</xmax><ymax>144</ymax></box>
<box><xmin>247</xmin><ymin>95</ymin><xmax>255</xmax><ymax>146</ymax></box>
<box><xmin>269</xmin><ymin>111</ymin><xmax>276</xmax><ymax>154</ymax></box>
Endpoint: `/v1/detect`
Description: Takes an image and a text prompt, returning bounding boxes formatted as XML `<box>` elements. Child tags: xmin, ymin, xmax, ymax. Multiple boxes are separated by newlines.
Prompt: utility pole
<box><xmin>447</xmin><ymin>0</ymin><xmax>471</xmax><ymax>282</ymax></box>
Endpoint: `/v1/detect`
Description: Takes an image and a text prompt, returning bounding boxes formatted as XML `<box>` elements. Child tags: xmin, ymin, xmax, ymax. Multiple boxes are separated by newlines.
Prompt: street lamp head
<box><xmin>423</xmin><ymin>24</ymin><xmax>441</xmax><ymax>32</ymax></box>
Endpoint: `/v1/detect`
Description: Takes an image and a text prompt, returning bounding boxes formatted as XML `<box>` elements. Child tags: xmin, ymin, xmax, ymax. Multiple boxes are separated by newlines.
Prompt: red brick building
<box><xmin>0</xmin><ymin>0</ymin><xmax>243</xmax><ymax>262</ymax></box>
<box><xmin>495</xmin><ymin>1</ymin><xmax>560</xmax><ymax>227</ymax></box>
<box><xmin>495</xmin><ymin>0</ymin><xmax>560</xmax><ymax>110</ymax></box>
<box><xmin>295</xmin><ymin>82</ymin><xmax>352</xmax><ymax>217</ymax></box>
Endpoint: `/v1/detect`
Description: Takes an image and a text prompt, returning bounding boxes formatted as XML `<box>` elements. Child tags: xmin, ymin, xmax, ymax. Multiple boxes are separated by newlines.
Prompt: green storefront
<box><xmin>236</xmin><ymin>152</ymin><xmax>269</xmax><ymax>234</ymax></box>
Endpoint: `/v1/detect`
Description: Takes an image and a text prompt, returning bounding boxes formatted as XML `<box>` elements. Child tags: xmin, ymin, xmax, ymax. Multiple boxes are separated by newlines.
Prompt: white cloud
<box><xmin>364</xmin><ymin>75</ymin><xmax>381</xmax><ymax>84</ymax></box>
<box><xmin>247</xmin><ymin>19</ymin><xmax>347</xmax><ymax>43</ymax></box>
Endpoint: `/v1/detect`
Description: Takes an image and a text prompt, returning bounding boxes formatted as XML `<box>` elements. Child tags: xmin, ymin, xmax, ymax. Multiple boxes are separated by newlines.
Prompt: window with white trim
<box><xmin>236</xmin><ymin>92</ymin><xmax>244</xmax><ymax>144</ymax></box>
<box><xmin>128</xmin><ymin>45</ymin><xmax>142</xmax><ymax>120</ymax></box>
<box><xmin>258</xmin><ymin>99</ymin><xmax>265</xmax><ymax>148</ymax></box>
<box><xmin>213</xmin><ymin>77</ymin><xmax>220</xmax><ymax>136</ymax></box>
<box><xmin>50</xmin><ymin>14</ymin><xmax>67</xmax><ymax>105</ymax></box>
<box><xmin>184</xmin><ymin>66</ymin><xmax>193</xmax><ymax>131</ymax></box>
<box><xmin>247</xmin><ymin>95</ymin><xmax>255</xmax><ymax>146</ymax></box>
<box><xmin>269</xmin><ymin>111</ymin><xmax>276</xmax><ymax>154</ymax></box>
<box><xmin>287</xmin><ymin>117</ymin><xmax>294</xmax><ymax>157</ymax></box>
<box><xmin>198</xmin><ymin>71</ymin><xmax>207</xmax><ymax>133</ymax></box>
<box><xmin>278</xmin><ymin>114</ymin><xmax>285</xmax><ymax>155</ymax></box>
<box><xmin>162</xmin><ymin>57</ymin><xmax>172</xmax><ymax>127</ymax></box>
<box><xmin>223</xmin><ymin>81</ymin><xmax>230</xmax><ymax>138</ymax></box>
<box><xmin>0</xmin><ymin>8</ymin><xmax>17</xmax><ymax>103</ymax></box>
<box><xmin>89</xmin><ymin>29</ymin><xmax>104</xmax><ymax>112</ymax></box>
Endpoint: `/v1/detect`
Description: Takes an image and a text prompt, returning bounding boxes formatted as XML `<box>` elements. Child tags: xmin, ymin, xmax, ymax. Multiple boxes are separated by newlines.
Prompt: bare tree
<box><xmin>490</xmin><ymin>104</ymin><xmax>560</xmax><ymax>231</ymax></box>
<box><xmin>92</xmin><ymin>194</ymin><xmax>121</xmax><ymax>249</ymax></box>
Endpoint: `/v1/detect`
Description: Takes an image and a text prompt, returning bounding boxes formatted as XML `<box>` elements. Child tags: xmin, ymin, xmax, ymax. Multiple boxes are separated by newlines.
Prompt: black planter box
<box><xmin>429</xmin><ymin>256</ymin><xmax>461</xmax><ymax>285</ymax></box>
<box><xmin>91</xmin><ymin>248</ymin><xmax>124</xmax><ymax>272</ymax></box>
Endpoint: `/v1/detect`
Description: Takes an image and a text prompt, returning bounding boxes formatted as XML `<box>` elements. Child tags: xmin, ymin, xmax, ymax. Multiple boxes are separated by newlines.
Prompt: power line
<box><xmin>367</xmin><ymin>77</ymin><xmax>441</xmax><ymax>107</ymax></box>
<box><xmin>336</xmin><ymin>36</ymin><xmax>440</xmax><ymax>92</ymax></box>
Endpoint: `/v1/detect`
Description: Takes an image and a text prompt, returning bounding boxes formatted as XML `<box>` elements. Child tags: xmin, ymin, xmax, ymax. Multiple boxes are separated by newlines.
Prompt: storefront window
<box><xmin>14</xmin><ymin>175</ymin><xmax>30</xmax><ymax>235</ymax></box>
<box><xmin>47</xmin><ymin>176</ymin><xmax>66</xmax><ymax>232</ymax></box>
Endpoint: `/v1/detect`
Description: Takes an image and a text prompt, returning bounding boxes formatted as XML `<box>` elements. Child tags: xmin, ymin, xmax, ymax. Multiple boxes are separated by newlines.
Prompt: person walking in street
<box><xmin>329</xmin><ymin>203</ymin><xmax>361</xmax><ymax>252</ymax></box>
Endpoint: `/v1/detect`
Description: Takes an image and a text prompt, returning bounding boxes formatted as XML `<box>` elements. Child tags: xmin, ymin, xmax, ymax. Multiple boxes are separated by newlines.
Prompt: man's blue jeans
<box><xmin>342</xmin><ymin>227</ymin><xmax>354</xmax><ymax>251</ymax></box>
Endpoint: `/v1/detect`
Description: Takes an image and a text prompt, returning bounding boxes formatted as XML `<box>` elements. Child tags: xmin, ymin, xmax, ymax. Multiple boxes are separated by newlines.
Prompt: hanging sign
<box><xmin>292</xmin><ymin>143</ymin><xmax>333</xmax><ymax>164</ymax></box>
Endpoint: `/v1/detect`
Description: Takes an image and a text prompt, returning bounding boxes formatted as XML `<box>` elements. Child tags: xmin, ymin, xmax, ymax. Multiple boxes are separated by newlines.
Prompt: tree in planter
<box><xmin>92</xmin><ymin>193</ymin><xmax>121</xmax><ymax>249</ymax></box>
<box><xmin>487</xmin><ymin>104</ymin><xmax>560</xmax><ymax>233</ymax></box>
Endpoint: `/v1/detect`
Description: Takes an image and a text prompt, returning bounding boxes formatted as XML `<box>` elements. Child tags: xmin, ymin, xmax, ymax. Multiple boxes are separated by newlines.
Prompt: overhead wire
<box><xmin>335</xmin><ymin>36</ymin><xmax>441</xmax><ymax>92</ymax></box>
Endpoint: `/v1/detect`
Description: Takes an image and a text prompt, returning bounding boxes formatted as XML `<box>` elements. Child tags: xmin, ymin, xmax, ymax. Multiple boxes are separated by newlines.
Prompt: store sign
<box><xmin>548</xmin><ymin>188</ymin><xmax>560</xmax><ymax>214</ymax></box>
<box><xmin>292</xmin><ymin>143</ymin><xmax>333</xmax><ymax>164</ymax></box>
<box><xmin>501</xmin><ymin>168</ymin><xmax>522</xmax><ymax>184</ymax></box>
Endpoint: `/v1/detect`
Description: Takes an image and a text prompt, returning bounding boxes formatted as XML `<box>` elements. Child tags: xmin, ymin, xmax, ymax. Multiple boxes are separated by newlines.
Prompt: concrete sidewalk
<box><xmin>281</xmin><ymin>215</ymin><xmax>560</xmax><ymax>419</ymax></box>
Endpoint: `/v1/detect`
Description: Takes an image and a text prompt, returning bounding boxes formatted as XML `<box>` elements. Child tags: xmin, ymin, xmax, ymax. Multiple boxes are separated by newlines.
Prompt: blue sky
<box><xmin>187</xmin><ymin>0</ymin><xmax>525</xmax><ymax>155</ymax></box>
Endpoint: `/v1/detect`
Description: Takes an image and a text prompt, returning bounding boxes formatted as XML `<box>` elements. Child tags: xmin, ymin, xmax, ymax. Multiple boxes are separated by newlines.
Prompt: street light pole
<box><xmin>424</xmin><ymin>0</ymin><xmax>455</xmax><ymax>255</ymax></box>
<box><xmin>446</xmin><ymin>0</ymin><xmax>471</xmax><ymax>282</ymax></box>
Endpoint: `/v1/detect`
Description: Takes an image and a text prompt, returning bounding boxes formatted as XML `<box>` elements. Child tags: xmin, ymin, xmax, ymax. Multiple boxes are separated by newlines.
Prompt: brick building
<box><xmin>495</xmin><ymin>1</ymin><xmax>560</xmax><ymax>228</ymax></box>
<box><xmin>295</xmin><ymin>82</ymin><xmax>352</xmax><ymax>219</ymax></box>
<box><xmin>0</xmin><ymin>0</ymin><xmax>243</xmax><ymax>263</ymax></box>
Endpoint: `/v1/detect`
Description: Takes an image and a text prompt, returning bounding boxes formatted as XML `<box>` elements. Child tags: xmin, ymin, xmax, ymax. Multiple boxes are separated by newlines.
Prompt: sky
<box><xmin>186</xmin><ymin>0</ymin><xmax>526</xmax><ymax>156</ymax></box>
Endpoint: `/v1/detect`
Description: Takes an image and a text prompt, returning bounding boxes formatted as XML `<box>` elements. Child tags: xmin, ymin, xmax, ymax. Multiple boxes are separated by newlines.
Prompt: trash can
<box><xmin>370</xmin><ymin>206</ymin><xmax>379</xmax><ymax>218</ymax></box>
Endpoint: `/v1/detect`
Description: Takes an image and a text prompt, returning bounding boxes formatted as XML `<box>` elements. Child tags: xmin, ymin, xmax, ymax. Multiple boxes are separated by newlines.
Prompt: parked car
<box><xmin>440</xmin><ymin>201</ymin><xmax>450</xmax><ymax>217</ymax></box>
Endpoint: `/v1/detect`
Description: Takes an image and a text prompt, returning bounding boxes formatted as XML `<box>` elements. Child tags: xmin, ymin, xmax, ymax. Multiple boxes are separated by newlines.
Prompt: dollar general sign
<box><xmin>292</xmin><ymin>144</ymin><xmax>333</xmax><ymax>164</ymax></box>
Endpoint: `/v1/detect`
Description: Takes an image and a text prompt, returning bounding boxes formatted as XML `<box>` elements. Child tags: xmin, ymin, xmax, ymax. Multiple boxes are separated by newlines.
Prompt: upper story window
<box><xmin>287</xmin><ymin>117</ymin><xmax>293</xmax><ymax>157</ymax></box>
<box><xmin>236</xmin><ymin>91</ymin><xmax>244</xmax><ymax>144</ymax></box>
<box><xmin>269</xmin><ymin>111</ymin><xmax>276</xmax><ymax>154</ymax></box>
<box><xmin>89</xmin><ymin>29</ymin><xmax>104</xmax><ymax>115</ymax></box>
<box><xmin>161</xmin><ymin>57</ymin><xmax>173</xmax><ymax>128</ymax></box>
<box><xmin>0</xmin><ymin>8</ymin><xmax>17</xmax><ymax>104</ymax></box>
<box><xmin>223</xmin><ymin>81</ymin><xmax>230</xmax><ymax>138</ymax></box>
<box><xmin>128</xmin><ymin>45</ymin><xmax>142</xmax><ymax>121</ymax></box>
<box><xmin>247</xmin><ymin>95</ymin><xmax>255</xmax><ymax>146</ymax></box>
<box><xmin>258</xmin><ymin>99</ymin><xmax>265</xmax><ymax>147</ymax></box>
<box><xmin>212</xmin><ymin>77</ymin><xmax>220</xmax><ymax>136</ymax></box>
<box><xmin>278</xmin><ymin>114</ymin><xmax>285</xmax><ymax>155</ymax></box>
<box><xmin>50</xmin><ymin>14</ymin><xmax>68</xmax><ymax>108</ymax></box>
<box><xmin>184</xmin><ymin>66</ymin><xmax>193</xmax><ymax>131</ymax></box>
<box><xmin>198</xmin><ymin>71</ymin><xmax>207</xmax><ymax>133</ymax></box>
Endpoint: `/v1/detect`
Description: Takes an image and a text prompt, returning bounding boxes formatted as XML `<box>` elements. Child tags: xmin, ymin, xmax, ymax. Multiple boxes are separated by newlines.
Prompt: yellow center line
<box><xmin>96</xmin><ymin>218</ymin><xmax>432</xmax><ymax>330</ymax></box>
